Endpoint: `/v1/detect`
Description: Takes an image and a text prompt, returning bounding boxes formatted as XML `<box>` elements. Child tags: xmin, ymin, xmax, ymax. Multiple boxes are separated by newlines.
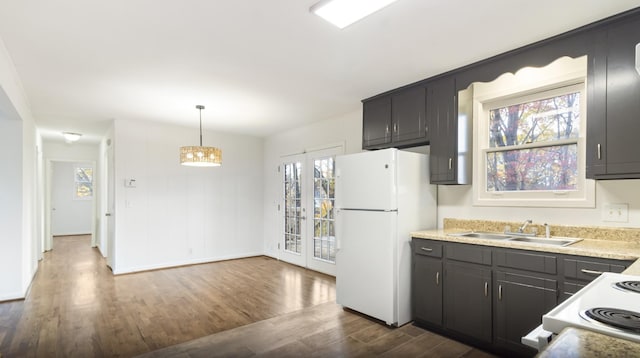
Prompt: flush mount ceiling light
<box><xmin>62</xmin><ymin>132</ymin><xmax>82</xmax><ymax>143</ymax></box>
<box><xmin>180</xmin><ymin>105</ymin><xmax>222</xmax><ymax>167</ymax></box>
<box><xmin>310</xmin><ymin>0</ymin><xmax>399</xmax><ymax>29</ymax></box>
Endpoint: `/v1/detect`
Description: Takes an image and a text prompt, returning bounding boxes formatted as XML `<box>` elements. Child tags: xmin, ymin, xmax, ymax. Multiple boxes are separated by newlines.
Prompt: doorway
<box><xmin>46</xmin><ymin>160</ymin><xmax>96</xmax><ymax>250</ymax></box>
<box><xmin>280</xmin><ymin>146</ymin><xmax>343</xmax><ymax>276</ymax></box>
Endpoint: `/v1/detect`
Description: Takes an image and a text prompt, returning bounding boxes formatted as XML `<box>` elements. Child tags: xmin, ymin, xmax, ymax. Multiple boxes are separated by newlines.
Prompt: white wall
<box><xmin>438</xmin><ymin>179</ymin><xmax>640</xmax><ymax>229</ymax></box>
<box><xmin>0</xmin><ymin>115</ymin><xmax>24</xmax><ymax>300</ymax></box>
<box><xmin>51</xmin><ymin>161</ymin><xmax>93</xmax><ymax>235</ymax></box>
<box><xmin>111</xmin><ymin>119</ymin><xmax>264</xmax><ymax>274</ymax></box>
<box><xmin>0</xmin><ymin>35</ymin><xmax>39</xmax><ymax>300</ymax></box>
<box><xmin>262</xmin><ymin>109</ymin><xmax>362</xmax><ymax>258</ymax></box>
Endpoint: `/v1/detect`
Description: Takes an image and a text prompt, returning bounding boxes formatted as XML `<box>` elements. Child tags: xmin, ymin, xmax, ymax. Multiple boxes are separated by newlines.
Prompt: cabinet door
<box><xmin>603</xmin><ymin>16</ymin><xmax>640</xmax><ymax>176</ymax></box>
<box><xmin>392</xmin><ymin>85</ymin><xmax>428</xmax><ymax>146</ymax></box>
<box><xmin>413</xmin><ymin>254</ymin><xmax>443</xmax><ymax>326</ymax></box>
<box><xmin>585</xmin><ymin>29</ymin><xmax>608</xmax><ymax>178</ymax></box>
<box><xmin>428</xmin><ymin>77</ymin><xmax>457</xmax><ymax>184</ymax></box>
<box><xmin>494</xmin><ymin>271</ymin><xmax>557</xmax><ymax>354</ymax></box>
<box><xmin>362</xmin><ymin>96</ymin><xmax>392</xmax><ymax>149</ymax></box>
<box><xmin>444</xmin><ymin>261</ymin><xmax>492</xmax><ymax>343</ymax></box>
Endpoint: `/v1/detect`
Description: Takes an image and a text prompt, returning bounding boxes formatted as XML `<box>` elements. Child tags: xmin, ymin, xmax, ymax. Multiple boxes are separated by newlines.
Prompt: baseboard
<box><xmin>111</xmin><ymin>251</ymin><xmax>265</xmax><ymax>275</ymax></box>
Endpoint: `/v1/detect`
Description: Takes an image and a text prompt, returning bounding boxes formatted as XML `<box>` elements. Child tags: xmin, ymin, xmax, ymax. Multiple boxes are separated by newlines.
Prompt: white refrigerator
<box><xmin>335</xmin><ymin>148</ymin><xmax>437</xmax><ymax>326</ymax></box>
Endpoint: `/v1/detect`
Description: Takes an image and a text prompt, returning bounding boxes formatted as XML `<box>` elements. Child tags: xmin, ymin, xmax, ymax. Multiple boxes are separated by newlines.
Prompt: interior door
<box><xmin>106</xmin><ymin>142</ymin><xmax>115</xmax><ymax>269</ymax></box>
<box><xmin>280</xmin><ymin>146</ymin><xmax>342</xmax><ymax>275</ymax></box>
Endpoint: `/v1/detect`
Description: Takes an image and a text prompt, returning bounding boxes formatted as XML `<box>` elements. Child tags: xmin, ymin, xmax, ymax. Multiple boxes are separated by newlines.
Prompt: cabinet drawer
<box><xmin>495</xmin><ymin>250</ymin><xmax>557</xmax><ymax>274</ymax></box>
<box><xmin>413</xmin><ymin>239</ymin><xmax>443</xmax><ymax>258</ymax></box>
<box><xmin>564</xmin><ymin>258</ymin><xmax>627</xmax><ymax>281</ymax></box>
<box><xmin>563</xmin><ymin>281</ymin><xmax>586</xmax><ymax>296</ymax></box>
<box><xmin>445</xmin><ymin>243</ymin><xmax>492</xmax><ymax>266</ymax></box>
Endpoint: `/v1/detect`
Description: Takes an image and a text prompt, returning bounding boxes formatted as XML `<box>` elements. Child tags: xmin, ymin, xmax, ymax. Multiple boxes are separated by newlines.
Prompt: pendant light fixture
<box><xmin>180</xmin><ymin>105</ymin><xmax>222</xmax><ymax>167</ymax></box>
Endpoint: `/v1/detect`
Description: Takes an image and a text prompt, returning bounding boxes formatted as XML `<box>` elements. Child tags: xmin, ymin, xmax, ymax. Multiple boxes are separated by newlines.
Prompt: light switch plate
<box><xmin>603</xmin><ymin>203</ymin><xmax>629</xmax><ymax>222</ymax></box>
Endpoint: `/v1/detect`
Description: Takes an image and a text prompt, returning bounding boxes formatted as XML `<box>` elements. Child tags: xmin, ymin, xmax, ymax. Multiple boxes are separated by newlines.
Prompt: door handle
<box><xmin>484</xmin><ymin>282</ymin><xmax>488</xmax><ymax>297</ymax></box>
<box><xmin>580</xmin><ymin>269</ymin><xmax>603</xmax><ymax>276</ymax></box>
<box><xmin>436</xmin><ymin>272</ymin><xmax>440</xmax><ymax>286</ymax></box>
<box><xmin>105</xmin><ymin>213</ymin><xmax>112</xmax><ymax>217</ymax></box>
<box><xmin>498</xmin><ymin>285</ymin><xmax>503</xmax><ymax>301</ymax></box>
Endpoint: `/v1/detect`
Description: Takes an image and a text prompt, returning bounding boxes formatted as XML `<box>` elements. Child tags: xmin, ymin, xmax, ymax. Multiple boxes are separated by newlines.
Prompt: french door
<box><xmin>280</xmin><ymin>146</ymin><xmax>342</xmax><ymax>276</ymax></box>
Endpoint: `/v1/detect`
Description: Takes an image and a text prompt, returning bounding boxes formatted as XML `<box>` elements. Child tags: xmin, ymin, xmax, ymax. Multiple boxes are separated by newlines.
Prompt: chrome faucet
<box><xmin>518</xmin><ymin>219</ymin><xmax>533</xmax><ymax>234</ymax></box>
<box><xmin>517</xmin><ymin>219</ymin><xmax>533</xmax><ymax>233</ymax></box>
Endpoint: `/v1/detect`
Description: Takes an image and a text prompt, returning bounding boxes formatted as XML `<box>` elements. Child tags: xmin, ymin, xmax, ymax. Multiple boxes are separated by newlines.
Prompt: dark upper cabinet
<box><xmin>587</xmin><ymin>15</ymin><xmax>640</xmax><ymax>179</ymax></box>
<box><xmin>362</xmin><ymin>84</ymin><xmax>428</xmax><ymax>150</ymax></box>
<box><xmin>392</xmin><ymin>85</ymin><xmax>428</xmax><ymax>144</ymax></box>
<box><xmin>362</xmin><ymin>96</ymin><xmax>392</xmax><ymax>148</ymax></box>
<box><xmin>427</xmin><ymin>76</ymin><xmax>471</xmax><ymax>185</ymax></box>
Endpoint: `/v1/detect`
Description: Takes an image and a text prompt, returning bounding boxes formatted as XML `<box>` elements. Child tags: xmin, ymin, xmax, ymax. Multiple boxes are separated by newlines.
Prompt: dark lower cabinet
<box><xmin>411</xmin><ymin>237</ymin><xmax>633</xmax><ymax>357</ymax></box>
<box><xmin>444</xmin><ymin>261</ymin><xmax>492</xmax><ymax>343</ymax></box>
<box><xmin>412</xmin><ymin>254</ymin><xmax>442</xmax><ymax>326</ymax></box>
<box><xmin>561</xmin><ymin>256</ymin><xmax>629</xmax><ymax>301</ymax></box>
<box><xmin>494</xmin><ymin>271</ymin><xmax>557</xmax><ymax>355</ymax></box>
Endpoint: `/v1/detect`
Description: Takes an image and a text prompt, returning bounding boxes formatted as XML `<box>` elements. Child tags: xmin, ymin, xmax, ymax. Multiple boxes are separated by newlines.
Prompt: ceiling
<box><xmin>1</xmin><ymin>0</ymin><xmax>639</xmax><ymax>143</ymax></box>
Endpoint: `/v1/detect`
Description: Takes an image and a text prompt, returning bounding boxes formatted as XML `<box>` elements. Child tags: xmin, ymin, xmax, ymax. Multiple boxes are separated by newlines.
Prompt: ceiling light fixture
<box><xmin>62</xmin><ymin>132</ymin><xmax>82</xmax><ymax>143</ymax></box>
<box><xmin>636</xmin><ymin>43</ymin><xmax>640</xmax><ymax>75</ymax></box>
<box><xmin>310</xmin><ymin>0</ymin><xmax>399</xmax><ymax>29</ymax></box>
<box><xmin>180</xmin><ymin>105</ymin><xmax>222</xmax><ymax>167</ymax></box>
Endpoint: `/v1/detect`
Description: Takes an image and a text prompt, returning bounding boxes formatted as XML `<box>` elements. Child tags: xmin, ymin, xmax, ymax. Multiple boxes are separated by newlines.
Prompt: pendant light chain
<box><xmin>197</xmin><ymin>104</ymin><xmax>204</xmax><ymax>146</ymax></box>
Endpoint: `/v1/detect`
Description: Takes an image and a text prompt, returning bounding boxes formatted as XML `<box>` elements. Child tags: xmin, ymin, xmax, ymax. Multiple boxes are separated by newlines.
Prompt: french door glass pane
<box><xmin>284</xmin><ymin>162</ymin><xmax>302</xmax><ymax>254</ymax></box>
<box><xmin>313</xmin><ymin>157</ymin><xmax>336</xmax><ymax>263</ymax></box>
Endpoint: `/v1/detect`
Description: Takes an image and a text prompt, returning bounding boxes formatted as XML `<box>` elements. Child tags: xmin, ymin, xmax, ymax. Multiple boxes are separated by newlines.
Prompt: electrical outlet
<box><xmin>603</xmin><ymin>203</ymin><xmax>629</xmax><ymax>222</ymax></box>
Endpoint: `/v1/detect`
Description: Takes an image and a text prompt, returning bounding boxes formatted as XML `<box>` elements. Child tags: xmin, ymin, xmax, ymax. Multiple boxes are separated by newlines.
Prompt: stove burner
<box><xmin>614</xmin><ymin>281</ymin><xmax>640</xmax><ymax>294</ymax></box>
<box><xmin>583</xmin><ymin>308</ymin><xmax>640</xmax><ymax>333</ymax></box>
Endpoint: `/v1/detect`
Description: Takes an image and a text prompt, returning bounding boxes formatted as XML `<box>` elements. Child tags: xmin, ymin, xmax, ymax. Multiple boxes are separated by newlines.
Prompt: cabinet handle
<box><xmin>386</xmin><ymin>125</ymin><xmax>390</xmax><ymax>135</ymax></box>
<box><xmin>484</xmin><ymin>282</ymin><xmax>488</xmax><ymax>297</ymax></box>
<box><xmin>448</xmin><ymin>158</ymin><xmax>453</xmax><ymax>170</ymax></box>
<box><xmin>420</xmin><ymin>247</ymin><xmax>433</xmax><ymax>252</ymax></box>
<box><xmin>498</xmin><ymin>285</ymin><xmax>503</xmax><ymax>301</ymax></box>
<box><xmin>436</xmin><ymin>272</ymin><xmax>440</xmax><ymax>286</ymax></box>
<box><xmin>393</xmin><ymin>123</ymin><xmax>397</xmax><ymax>133</ymax></box>
<box><xmin>597</xmin><ymin>144</ymin><xmax>601</xmax><ymax>160</ymax></box>
<box><xmin>581</xmin><ymin>269</ymin><xmax>604</xmax><ymax>276</ymax></box>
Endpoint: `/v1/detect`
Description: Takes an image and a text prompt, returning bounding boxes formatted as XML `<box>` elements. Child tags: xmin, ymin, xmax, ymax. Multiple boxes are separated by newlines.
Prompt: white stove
<box><xmin>543</xmin><ymin>272</ymin><xmax>640</xmax><ymax>343</ymax></box>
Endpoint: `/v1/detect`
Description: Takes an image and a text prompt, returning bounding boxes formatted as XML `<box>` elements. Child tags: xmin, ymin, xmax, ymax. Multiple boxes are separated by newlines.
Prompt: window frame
<box><xmin>472</xmin><ymin>57</ymin><xmax>595</xmax><ymax>208</ymax></box>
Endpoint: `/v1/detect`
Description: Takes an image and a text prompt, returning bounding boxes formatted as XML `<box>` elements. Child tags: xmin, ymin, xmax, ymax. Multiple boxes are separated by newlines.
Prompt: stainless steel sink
<box><xmin>508</xmin><ymin>236</ymin><xmax>582</xmax><ymax>247</ymax></box>
<box><xmin>449</xmin><ymin>232</ymin><xmax>512</xmax><ymax>240</ymax></box>
<box><xmin>448</xmin><ymin>232</ymin><xmax>512</xmax><ymax>240</ymax></box>
<box><xmin>448</xmin><ymin>231</ymin><xmax>582</xmax><ymax>247</ymax></box>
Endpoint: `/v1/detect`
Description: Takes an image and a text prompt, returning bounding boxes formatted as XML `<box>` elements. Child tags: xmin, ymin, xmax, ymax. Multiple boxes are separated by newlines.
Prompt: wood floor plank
<box><xmin>1</xmin><ymin>235</ymin><xmax>498</xmax><ymax>358</ymax></box>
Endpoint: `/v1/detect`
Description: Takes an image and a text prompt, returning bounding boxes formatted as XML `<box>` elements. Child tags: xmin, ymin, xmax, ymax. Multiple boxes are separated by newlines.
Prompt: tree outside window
<box><xmin>486</xmin><ymin>91</ymin><xmax>580</xmax><ymax>192</ymax></box>
<box><xmin>75</xmin><ymin>167</ymin><xmax>93</xmax><ymax>199</ymax></box>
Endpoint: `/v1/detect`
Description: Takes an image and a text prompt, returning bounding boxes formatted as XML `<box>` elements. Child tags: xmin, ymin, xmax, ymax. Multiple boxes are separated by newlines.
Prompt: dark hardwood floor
<box><xmin>0</xmin><ymin>235</ymin><xmax>495</xmax><ymax>357</ymax></box>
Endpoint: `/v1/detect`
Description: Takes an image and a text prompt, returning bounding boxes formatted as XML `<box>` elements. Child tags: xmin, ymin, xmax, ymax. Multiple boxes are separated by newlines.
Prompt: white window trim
<box><xmin>472</xmin><ymin>57</ymin><xmax>595</xmax><ymax>208</ymax></box>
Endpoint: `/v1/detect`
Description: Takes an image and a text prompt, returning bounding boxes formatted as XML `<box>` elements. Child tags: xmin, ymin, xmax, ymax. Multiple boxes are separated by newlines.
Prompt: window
<box><xmin>74</xmin><ymin>166</ymin><xmax>93</xmax><ymax>200</ymax></box>
<box><xmin>473</xmin><ymin>56</ymin><xmax>594</xmax><ymax>207</ymax></box>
